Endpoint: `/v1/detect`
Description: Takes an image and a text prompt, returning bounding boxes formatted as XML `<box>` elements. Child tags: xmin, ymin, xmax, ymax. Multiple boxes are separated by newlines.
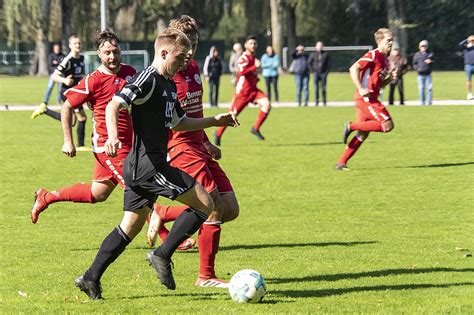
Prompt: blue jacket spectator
<box><xmin>291</xmin><ymin>45</ymin><xmax>310</xmax><ymax>106</ymax></box>
<box><xmin>261</xmin><ymin>46</ymin><xmax>280</xmax><ymax>102</ymax></box>
<box><xmin>412</xmin><ymin>40</ymin><xmax>434</xmax><ymax>105</ymax></box>
<box><xmin>459</xmin><ymin>35</ymin><xmax>474</xmax><ymax>100</ymax></box>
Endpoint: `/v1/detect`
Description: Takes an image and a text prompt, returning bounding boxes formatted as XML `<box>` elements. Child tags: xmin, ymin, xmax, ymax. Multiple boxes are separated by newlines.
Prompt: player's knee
<box><xmin>91</xmin><ymin>192</ymin><xmax>108</xmax><ymax>202</ymax></box>
<box><xmin>384</xmin><ymin>121</ymin><xmax>394</xmax><ymax>132</ymax></box>
<box><xmin>222</xmin><ymin>204</ymin><xmax>240</xmax><ymax>223</ymax></box>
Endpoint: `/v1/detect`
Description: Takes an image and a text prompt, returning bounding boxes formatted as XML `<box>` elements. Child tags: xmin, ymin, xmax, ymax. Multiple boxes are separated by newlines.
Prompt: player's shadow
<box><xmin>272</xmin><ymin>282</ymin><xmax>474</xmax><ymax>298</ymax></box>
<box><xmin>403</xmin><ymin>162</ymin><xmax>474</xmax><ymax>168</ymax></box>
<box><xmin>71</xmin><ymin>241</ymin><xmax>377</xmax><ymax>252</ymax></box>
<box><xmin>267</xmin><ymin>267</ymin><xmax>474</xmax><ymax>284</ymax></box>
<box><xmin>218</xmin><ymin>241</ymin><xmax>377</xmax><ymax>252</ymax></box>
<box><xmin>268</xmin><ymin>141</ymin><xmax>341</xmax><ymax>147</ymax></box>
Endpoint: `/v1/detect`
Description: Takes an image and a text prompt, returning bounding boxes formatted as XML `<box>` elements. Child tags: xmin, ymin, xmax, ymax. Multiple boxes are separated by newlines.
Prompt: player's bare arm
<box><xmin>60</xmin><ymin>100</ymin><xmax>76</xmax><ymax>157</ymax></box>
<box><xmin>349</xmin><ymin>62</ymin><xmax>369</xmax><ymax>97</ymax></box>
<box><xmin>203</xmin><ymin>141</ymin><xmax>222</xmax><ymax>160</ymax></box>
<box><xmin>52</xmin><ymin>71</ymin><xmax>74</xmax><ymax>86</ymax></box>
<box><xmin>104</xmin><ymin>99</ymin><xmax>122</xmax><ymax>157</ymax></box>
<box><xmin>173</xmin><ymin>112</ymin><xmax>239</xmax><ymax>132</ymax></box>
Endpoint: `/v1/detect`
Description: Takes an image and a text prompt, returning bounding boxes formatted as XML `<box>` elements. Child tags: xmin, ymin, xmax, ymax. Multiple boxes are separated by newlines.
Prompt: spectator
<box><xmin>459</xmin><ymin>35</ymin><xmax>474</xmax><ymax>100</ymax></box>
<box><xmin>205</xmin><ymin>47</ymin><xmax>223</xmax><ymax>107</ymax></box>
<box><xmin>203</xmin><ymin>46</ymin><xmax>215</xmax><ymax>79</ymax></box>
<box><xmin>308</xmin><ymin>41</ymin><xmax>330</xmax><ymax>106</ymax></box>
<box><xmin>40</xmin><ymin>43</ymin><xmax>64</xmax><ymax>107</ymax></box>
<box><xmin>412</xmin><ymin>40</ymin><xmax>434</xmax><ymax>105</ymax></box>
<box><xmin>261</xmin><ymin>45</ymin><xmax>280</xmax><ymax>103</ymax></box>
<box><xmin>388</xmin><ymin>47</ymin><xmax>408</xmax><ymax>105</ymax></box>
<box><xmin>229</xmin><ymin>43</ymin><xmax>243</xmax><ymax>85</ymax></box>
<box><xmin>291</xmin><ymin>45</ymin><xmax>310</xmax><ymax>107</ymax></box>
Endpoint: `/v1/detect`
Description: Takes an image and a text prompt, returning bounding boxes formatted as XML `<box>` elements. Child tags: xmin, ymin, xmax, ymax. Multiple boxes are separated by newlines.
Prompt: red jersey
<box><xmin>168</xmin><ymin>59</ymin><xmax>206</xmax><ymax>149</ymax></box>
<box><xmin>235</xmin><ymin>51</ymin><xmax>259</xmax><ymax>95</ymax></box>
<box><xmin>65</xmin><ymin>64</ymin><xmax>136</xmax><ymax>152</ymax></box>
<box><xmin>354</xmin><ymin>49</ymin><xmax>389</xmax><ymax>101</ymax></box>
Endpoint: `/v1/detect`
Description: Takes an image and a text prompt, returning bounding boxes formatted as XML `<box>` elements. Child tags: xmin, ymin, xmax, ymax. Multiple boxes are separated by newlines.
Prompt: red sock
<box><xmin>153</xmin><ymin>204</ymin><xmax>188</xmax><ymax>242</ymax></box>
<box><xmin>338</xmin><ymin>135</ymin><xmax>365</xmax><ymax>165</ymax></box>
<box><xmin>198</xmin><ymin>223</ymin><xmax>221</xmax><ymax>278</ymax></box>
<box><xmin>45</xmin><ymin>183</ymin><xmax>95</xmax><ymax>205</ymax></box>
<box><xmin>253</xmin><ymin>109</ymin><xmax>270</xmax><ymax>130</ymax></box>
<box><xmin>350</xmin><ymin>121</ymin><xmax>383</xmax><ymax>132</ymax></box>
<box><xmin>216</xmin><ymin>126</ymin><xmax>227</xmax><ymax>138</ymax></box>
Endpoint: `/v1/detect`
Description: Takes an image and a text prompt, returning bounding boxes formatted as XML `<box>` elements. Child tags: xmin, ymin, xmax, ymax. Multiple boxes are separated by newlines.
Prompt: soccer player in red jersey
<box><xmin>214</xmin><ymin>35</ymin><xmax>272</xmax><ymax>146</ymax></box>
<box><xmin>146</xmin><ymin>15</ymin><xmax>240</xmax><ymax>288</ymax></box>
<box><xmin>31</xmin><ymin>30</ymin><xmax>136</xmax><ymax>223</ymax></box>
<box><xmin>335</xmin><ymin>28</ymin><xmax>397</xmax><ymax>170</ymax></box>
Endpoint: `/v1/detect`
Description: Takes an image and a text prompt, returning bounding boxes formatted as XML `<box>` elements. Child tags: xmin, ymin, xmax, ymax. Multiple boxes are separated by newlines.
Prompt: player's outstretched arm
<box><xmin>173</xmin><ymin>112</ymin><xmax>239</xmax><ymax>132</ymax></box>
<box><xmin>61</xmin><ymin>100</ymin><xmax>76</xmax><ymax>158</ymax></box>
<box><xmin>105</xmin><ymin>100</ymin><xmax>122</xmax><ymax>157</ymax></box>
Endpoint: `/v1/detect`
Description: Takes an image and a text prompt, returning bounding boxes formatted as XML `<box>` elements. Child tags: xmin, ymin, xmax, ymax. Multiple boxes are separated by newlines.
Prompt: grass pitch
<box><xmin>1</xmin><ymin>104</ymin><xmax>473</xmax><ymax>313</ymax></box>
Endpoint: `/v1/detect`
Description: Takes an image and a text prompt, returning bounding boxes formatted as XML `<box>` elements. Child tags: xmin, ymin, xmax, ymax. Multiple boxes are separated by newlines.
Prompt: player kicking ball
<box><xmin>75</xmin><ymin>28</ymin><xmax>239</xmax><ymax>300</ymax></box>
<box><xmin>335</xmin><ymin>28</ymin><xmax>397</xmax><ymax>170</ymax></box>
<box><xmin>214</xmin><ymin>35</ymin><xmax>272</xmax><ymax>146</ymax></box>
<box><xmin>146</xmin><ymin>15</ymin><xmax>240</xmax><ymax>289</ymax></box>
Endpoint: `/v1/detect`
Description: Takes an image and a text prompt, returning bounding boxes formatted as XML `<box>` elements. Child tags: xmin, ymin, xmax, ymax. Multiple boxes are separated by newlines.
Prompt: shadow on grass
<box><xmin>71</xmin><ymin>241</ymin><xmax>377</xmax><ymax>252</ymax></box>
<box><xmin>272</xmin><ymin>282</ymin><xmax>474</xmax><ymax>298</ymax></box>
<box><xmin>404</xmin><ymin>162</ymin><xmax>474</xmax><ymax>168</ymax></box>
<box><xmin>219</xmin><ymin>241</ymin><xmax>377</xmax><ymax>251</ymax></box>
<box><xmin>117</xmin><ymin>292</ymin><xmax>225</xmax><ymax>301</ymax></box>
<box><xmin>267</xmin><ymin>267</ymin><xmax>474</xmax><ymax>284</ymax></box>
<box><xmin>268</xmin><ymin>141</ymin><xmax>341</xmax><ymax>147</ymax></box>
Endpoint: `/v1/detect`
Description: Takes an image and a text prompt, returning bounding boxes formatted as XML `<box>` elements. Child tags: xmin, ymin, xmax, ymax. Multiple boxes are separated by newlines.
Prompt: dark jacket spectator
<box><xmin>205</xmin><ymin>47</ymin><xmax>223</xmax><ymax>107</ymax></box>
<box><xmin>308</xmin><ymin>41</ymin><xmax>330</xmax><ymax>106</ymax></box>
<box><xmin>412</xmin><ymin>40</ymin><xmax>434</xmax><ymax>105</ymax></box>
<box><xmin>291</xmin><ymin>48</ymin><xmax>310</xmax><ymax>75</ymax></box>
<box><xmin>291</xmin><ymin>45</ymin><xmax>310</xmax><ymax>106</ymax></box>
<box><xmin>413</xmin><ymin>48</ymin><xmax>434</xmax><ymax>75</ymax></box>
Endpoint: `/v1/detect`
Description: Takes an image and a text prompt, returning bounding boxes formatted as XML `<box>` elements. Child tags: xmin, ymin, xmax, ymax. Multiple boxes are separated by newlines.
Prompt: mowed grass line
<box><xmin>1</xmin><ymin>106</ymin><xmax>473</xmax><ymax>313</ymax></box>
<box><xmin>0</xmin><ymin>71</ymin><xmax>468</xmax><ymax>106</ymax></box>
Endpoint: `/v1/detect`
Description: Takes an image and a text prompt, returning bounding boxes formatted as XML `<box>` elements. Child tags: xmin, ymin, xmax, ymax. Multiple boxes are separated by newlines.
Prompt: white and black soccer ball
<box><xmin>228</xmin><ymin>269</ymin><xmax>267</xmax><ymax>303</ymax></box>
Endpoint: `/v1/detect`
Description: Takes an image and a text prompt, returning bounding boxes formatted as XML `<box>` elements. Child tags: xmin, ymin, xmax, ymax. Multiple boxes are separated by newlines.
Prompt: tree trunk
<box><xmin>286</xmin><ymin>2</ymin><xmax>297</xmax><ymax>53</ymax></box>
<box><xmin>387</xmin><ymin>0</ymin><xmax>409</xmax><ymax>58</ymax></box>
<box><xmin>397</xmin><ymin>0</ymin><xmax>409</xmax><ymax>58</ymax></box>
<box><xmin>269</xmin><ymin>0</ymin><xmax>282</xmax><ymax>57</ymax></box>
<box><xmin>35</xmin><ymin>0</ymin><xmax>51</xmax><ymax>76</ymax></box>
<box><xmin>61</xmin><ymin>0</ymin><xmax>72</xmax><ymax>49</ymax></box>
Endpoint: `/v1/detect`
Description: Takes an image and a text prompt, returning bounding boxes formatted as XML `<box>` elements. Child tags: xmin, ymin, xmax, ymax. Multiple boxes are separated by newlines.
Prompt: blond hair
<box><xmin>154</xmin><ymin>27</ymin><xmax>191</xmax><ymax>55</ymax></box>
<box><xmin>374</xmin><ymin>28</ymin><xmax>392</xmax><ymax>44</ymax></box>
<box><xmin>168</xmin><ymin>15</ymin><xmax>199</xmax><ymax>42</ymax></box>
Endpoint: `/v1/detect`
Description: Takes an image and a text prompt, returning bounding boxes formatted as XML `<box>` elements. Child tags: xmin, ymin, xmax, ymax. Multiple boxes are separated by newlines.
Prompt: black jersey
<box><xmin>113</xmin><ymin>66</ymin><xmax>186</xmax><ymax>184</ymax></box>
<box><xmin>55</xmin><ymin>53</ymin><xmax>85</xmax><ymax>92</ymax></box>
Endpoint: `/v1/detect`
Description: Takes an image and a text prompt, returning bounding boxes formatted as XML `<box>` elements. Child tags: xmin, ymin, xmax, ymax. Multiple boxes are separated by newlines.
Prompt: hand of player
<box><xmin>64</xmin><ymin>75</ymin><xmax>74</xmax><ymax>86</ymax></box>
<box><xmin>204</xmin><ymin>141</ymin><xmax>222</xmax><ymax>160</ymax></box>
<box><xmin>254</xmin><ymin>59</ymin><xmax>261</xmax><ymax>68</ymax></box>
<box><xmin>358</xmin><ymin>87</ymin><xmax>370</xmax><ymax>97</ymax></box>
<box><xmin>105</xmin><ymin>137</ymin><xmax>122</xmax><ymax>157</ymax></box>
<box><xmin>391</xmin><ymin>68</ymin><xmax>399</xmax><ymax>80</ymax></box>
<box><xmin>214</xmin><ymin>112</ymin><xmax>240</xmax><ymax>127</ymax></box>
<box><xmin>62</xmin><ymin>142</ymin><xmax>76</xmax><ymax>158</ymax></box>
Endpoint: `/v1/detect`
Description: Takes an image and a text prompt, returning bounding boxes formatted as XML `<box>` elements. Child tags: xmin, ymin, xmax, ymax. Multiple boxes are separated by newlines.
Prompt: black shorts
<box><xmin>123</xmin><ymin>164</ymin><xmax>196</xmax><ymax>212</ymax></box>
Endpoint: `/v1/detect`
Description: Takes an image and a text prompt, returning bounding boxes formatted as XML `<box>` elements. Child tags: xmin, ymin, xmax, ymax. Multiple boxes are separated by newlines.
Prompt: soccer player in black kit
<box><xmin>74</xmin><ymin>28</ymin><xmax>239</xmax><ymax>300</ymax></box>
<box><xmin>31</xmin><ymin>35</ymin><xmax>89</xmax><ymax>150</ymax></box>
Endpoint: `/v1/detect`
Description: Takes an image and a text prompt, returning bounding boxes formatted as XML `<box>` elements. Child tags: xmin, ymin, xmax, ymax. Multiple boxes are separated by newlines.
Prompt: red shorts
<box><xmin>231</xmin><ymin>89</ymin><xmax>267</xmax><ymax>114</ymax></box>
<box><xmin>93</xmin><ymin>149</ymin><xmax>129</xmax><ymax>188</ymax></box>
<box><xmin>168</xmin><ymin>143</ymin><xmax>233</xmax><ymax>193</ymax></box>
<box><xmin>355</xmin><ymin>99</ymin><xmax>392</xmax><ymax>122</ymax></box>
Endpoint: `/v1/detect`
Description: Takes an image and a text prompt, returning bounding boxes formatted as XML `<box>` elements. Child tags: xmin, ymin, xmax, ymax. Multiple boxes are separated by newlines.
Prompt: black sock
<box><xmin>154</xmin><ymin>208</ymin><xmax>207</xmax><ymax>259</ymax></box>
<box><xmin>44</xmin><ymin>108</ymin><xmax>61</xmax><ymax>121</ymax></box>
<box><xmin>84</xmin><ymin>226</ymin><xmax>131</xmax><ymax>282</ymax></box>
<box><xmin>77</xmin><ymin>120</ymin><xmax>86</xmax><ymax>147</ymax></box>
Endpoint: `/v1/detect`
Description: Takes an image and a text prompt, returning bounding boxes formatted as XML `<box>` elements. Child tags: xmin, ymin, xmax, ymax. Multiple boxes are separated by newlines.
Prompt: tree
<box><xmin>33</xmin><ymin>0</ymin><xmax>51</xmax><ymax>76</ymax></box>
<box><xmin>269</xmin><ymin>0</ymin><xmax>282</xmax><ymax>57</ymax></box>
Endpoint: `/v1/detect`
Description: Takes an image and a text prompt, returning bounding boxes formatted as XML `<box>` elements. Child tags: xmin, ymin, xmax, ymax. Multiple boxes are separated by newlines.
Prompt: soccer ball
<box><xmin>228</xmin><ymin>269</ymin><xmax>267</xmax><ymax>303</ymax></box>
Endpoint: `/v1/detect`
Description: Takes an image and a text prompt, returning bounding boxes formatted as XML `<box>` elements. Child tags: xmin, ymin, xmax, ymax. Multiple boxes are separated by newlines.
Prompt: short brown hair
<box><xmin>95</xmin><ymin>29</ymin><xmax>120</xmax><ymax>49</ymax></box>
<box><xmin>374</xmin><ymin>28</ymin><xmax>392</xmax><ymax>44</ymax></box>
<box><xmin>68</xmin><ymin>35</ymin><xmax>80</xmax><ymax>43</ymax></box>
<box><xmin>168</xmin><ymin>15</ymin><xmax>199</xmax><ymax>42</ymax></box>
<box><xmin>154</xmin><ymin>28</ymin><xmax>191</xmax><ymax>54</ymax></box>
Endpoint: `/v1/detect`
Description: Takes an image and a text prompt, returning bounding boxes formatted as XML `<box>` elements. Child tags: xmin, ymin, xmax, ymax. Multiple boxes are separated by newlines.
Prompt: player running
<box><xmin>74</xmin><ymin>28</ymin><xmax>238</xmax><ymax>300</ymax></box>
<box><xmin>31</xmin><ymin>35</ymin><xmax>90</xmax><ymax>151</ymax></box>
<box><xmin>146</xmin><ymin>15</ymin><xmax>240</xmax><ymax>288</ymax></box>
<box><xmin>31</xmin><ymin>30</ymin><xmax>136</xmax><ymax>224</ymax></box>
<box><xmin>214</xmin><ymin>35</ymin><xmax>271</xmax><ymax>146</ymax></box>
<box><xmin>335</xmin><ymin>28</ymin><xmax>397</xmax><ymax>170</ymax></box>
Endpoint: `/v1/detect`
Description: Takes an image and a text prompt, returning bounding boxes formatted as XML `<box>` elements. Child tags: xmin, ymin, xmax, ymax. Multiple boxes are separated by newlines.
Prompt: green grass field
<box><xmin>0</xmin><ymin>71</ymin><xmax>468</xmax><ymax>105</ymax></box>
<box><xmin>1</xmin><ymin>103</ymin><xmax>473</xmax><ymax>313</ymax></box>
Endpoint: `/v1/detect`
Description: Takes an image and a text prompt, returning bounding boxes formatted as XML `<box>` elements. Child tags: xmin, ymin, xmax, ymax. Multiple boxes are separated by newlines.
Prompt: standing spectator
<box><xmin>36</xmin><ymin>43</ymin><xmax>64</xmax><ymax>109</ymax></box>
<box><xmin>229</xmin><ymin>43</ymin><xmax>243</xmax><ymax>85</ymax></box>
<box><xmin>459</xmin><ymin>35</ymin><xmax>474</xmax><ymax>100</ymax></box>
<box><xmin>261</xmin><ymin>45</ymin><xmax>280</xmax><ymax>103</ymax></box>
<box><xmin>203</xmin><ymin>46</ymin><xmax>215</xmax><ymax>80</ymax></box>
<box><xmin>308</xmin><ymin>41</ymin><xmax>330</xmax><ymax>106</ymax></box>
<box><xmin>388</xmin><ymin>47</ymin><xmax>408</xmax><ymax>105</ymax></box>
<box><xmin>206</xmin><ymin>47</ymin><xmax>223</xmax><ymax>107</ymax></box>
<box><xmin>412</xmin><ymin>40</ymin><xmax>434</xmax><ymax>105</ymax></box>
<box><xmin>291</xmin><ymin>45</ymin><xmax>310</xmax><ymax>107</ymax></box>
